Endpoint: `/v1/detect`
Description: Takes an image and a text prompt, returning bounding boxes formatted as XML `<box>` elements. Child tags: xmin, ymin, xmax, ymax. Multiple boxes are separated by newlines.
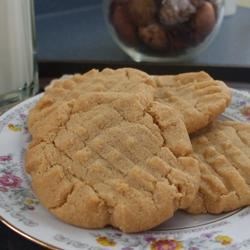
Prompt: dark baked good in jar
<box><xmin>139</xmin><ymin>23</ymin><xmax>168</xmax><ymax>51</ymax></box>
<box><xmin>193</xmin><ymin>1</ymin><xmax>216</xmax><ymax>42</ymax></box>
<box><xmin>127</xmin><ymin>0</ymin><xmax>157</xmax><ymax>27</ymax></box>
<box><xmin>111</xmin><ymin>3</ymin><xmax>138</xmax><ymax>45</ymax></box>
<box><xmin>159</xmin><ymin>0</ymin><xmax>196</xmax><ymax>26</ymax></box>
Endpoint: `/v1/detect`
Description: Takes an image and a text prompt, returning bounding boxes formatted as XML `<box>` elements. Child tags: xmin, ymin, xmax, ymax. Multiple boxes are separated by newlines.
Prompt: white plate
<box><xmin>0</xmin><ymin>89</ymin><xmax>249</xmax><ymax>250</ymax></box>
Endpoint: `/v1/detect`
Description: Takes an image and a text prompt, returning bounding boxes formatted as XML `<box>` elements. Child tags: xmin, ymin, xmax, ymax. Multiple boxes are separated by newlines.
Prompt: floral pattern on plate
<box><xmin>0</xmin><ymin>90</ymin><xmax>249</xmax><ymax>250</ymax></box>
<box><xmin>92</xmin><ymin>231</ymin><xmax>235</xmax><ymax>249</ymax></box>
<box><xmin>223</xmin><ymin>89</ymin><xmax>250</xmax><ymax>121</ymax></box>
<box><xmin>0</xmin><ymin>155</ymin><xmax>39</xmax><ymax>213</ymax></box>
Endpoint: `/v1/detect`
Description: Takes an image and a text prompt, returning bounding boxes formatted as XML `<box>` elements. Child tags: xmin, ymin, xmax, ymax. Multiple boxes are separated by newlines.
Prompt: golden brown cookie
<box><xmin>154</xmin><ymin>71</ymin><xmax>232</xmax><ymax>133</ymax></box>
<box><xmin>187</xmin><ymin>121</ymin><xmax>250</xmax><ymax>214</ymax></box>
<box><xmin>26</xmin><ymin>92</ymin><xmax>200</xmax><ymax>233</ymax></box>
<box><xmin>28</xmin><ymin>68</ymin><xmax>155</xmax><ymax>131</ymax></box>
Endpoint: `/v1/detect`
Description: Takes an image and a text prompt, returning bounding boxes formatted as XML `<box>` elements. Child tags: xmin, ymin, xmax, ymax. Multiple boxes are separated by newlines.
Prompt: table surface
<box><xmin>35</xmin><ymin>1</ymin><xmax>250</xmax><ymax>66</ymax></box>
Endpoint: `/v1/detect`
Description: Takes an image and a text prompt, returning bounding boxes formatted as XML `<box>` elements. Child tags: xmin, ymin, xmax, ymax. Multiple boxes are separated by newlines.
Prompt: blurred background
<box><xmin>34</xmin><ymin>0</ymin><xmax>250</xmax><ymax>66</ymax></box>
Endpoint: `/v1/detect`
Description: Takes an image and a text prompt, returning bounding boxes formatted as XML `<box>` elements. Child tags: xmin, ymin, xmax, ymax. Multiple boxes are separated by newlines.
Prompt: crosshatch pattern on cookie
<box><xmin>154</xmin><ymin>72</ymin><xmax>232</xmax><ymax>133</ymax></box>
<box><xmin>187</xmin><ymin>121</ymin><xmax>250</xmax><ymax>214</ymax></box>
<box><xmin>26</xmin><ymin>92</ymin><xmax>200</xmax><ymax>233</ymax></box>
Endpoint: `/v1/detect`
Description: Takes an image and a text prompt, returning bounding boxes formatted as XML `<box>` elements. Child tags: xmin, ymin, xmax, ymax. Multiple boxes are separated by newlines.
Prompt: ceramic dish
<box><xmin>0</xmin><ymin>89</ymin><xmax>249</xmax><ymax>250</ymax></box>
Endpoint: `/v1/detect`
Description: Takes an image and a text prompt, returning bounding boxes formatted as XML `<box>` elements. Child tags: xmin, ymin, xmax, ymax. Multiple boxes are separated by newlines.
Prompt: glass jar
<box><xmin>104</xmin><ymin>0</ymin><xmax>225</xmax><ymax>62</ymax></box>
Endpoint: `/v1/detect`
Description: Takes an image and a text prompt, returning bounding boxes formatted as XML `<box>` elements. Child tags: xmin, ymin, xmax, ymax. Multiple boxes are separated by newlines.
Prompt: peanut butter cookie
<box><xmin>154</xmin><ymin>71</ymin><xmax>231</xmax><ymax>133</ymax></box>
<box><xmin>26</xmin><ymin>92</ymin><xmax>200</xmax><ymax>233</ymax></box>
<box><xmin>187</xmin><ymin>121</ymin><xmax>250</xmax><ymax>214</ymax></box>
<box><xmin>28</xmin><ymin>68</ymin><xmax>155</xmax><ymax>131</ymax></box>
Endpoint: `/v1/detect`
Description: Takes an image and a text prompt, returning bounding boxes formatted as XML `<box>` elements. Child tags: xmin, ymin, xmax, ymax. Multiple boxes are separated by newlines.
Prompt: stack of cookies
<box><xmin>25</xmin><ymin>68</ymin><xmax>250</xmax><ymax>233</ymax></box>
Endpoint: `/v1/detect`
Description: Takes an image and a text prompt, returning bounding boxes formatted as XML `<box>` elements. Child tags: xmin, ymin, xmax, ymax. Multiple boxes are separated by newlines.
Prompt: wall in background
<box><xmin>35</xmin><ymin>0</ymin><xmax>101</xmax><ymax>15</ymax></box>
